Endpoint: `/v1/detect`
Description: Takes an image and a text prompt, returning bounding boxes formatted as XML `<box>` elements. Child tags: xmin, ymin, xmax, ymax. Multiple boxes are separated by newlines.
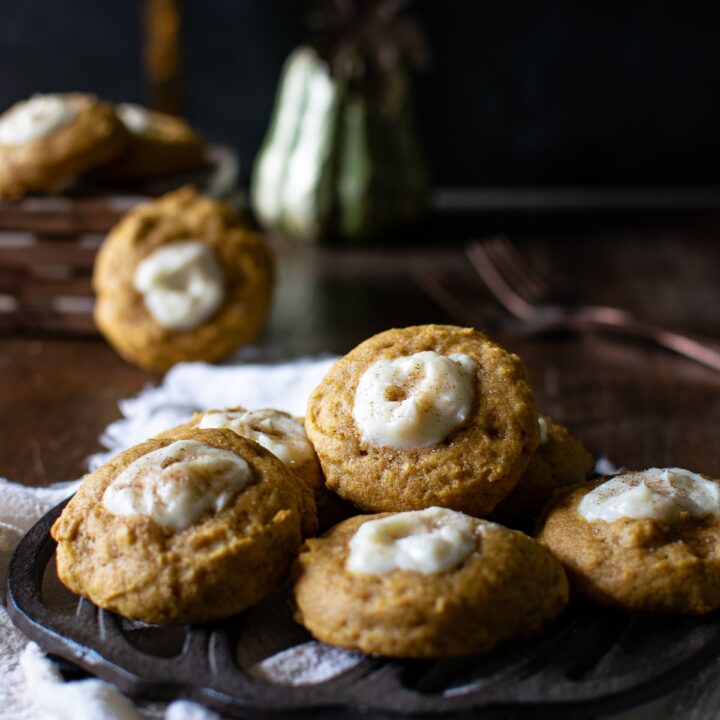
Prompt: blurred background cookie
<box><xmin>93</xmin><ymin>103</ymin><xmax>206</xmax><ymax>181</ymax></box>
<box><xmin>93</xmin><ymin>186</ymin><xmax>274</xmax><ymax>371</ymax></box>
<box><xmin>0</xmin><ymin>92</ymin><xmax>128</xmax><ymax>198</ymax></box>
<box><xmin>293</xmin><ymin>508</ymin><xmax>568</xmax><ymax>657</ymax></box>
<box><xmin>537</xmin><ymin>467</ymin><xmax>720</xmax><ymax>614</ymax></box>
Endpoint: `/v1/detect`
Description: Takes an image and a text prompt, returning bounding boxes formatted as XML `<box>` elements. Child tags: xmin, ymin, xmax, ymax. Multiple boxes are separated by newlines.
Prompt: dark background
<box><xmin>2</xmin><ymin>0</ymin><xmax>720</xmax><ymax>187</ymax></box>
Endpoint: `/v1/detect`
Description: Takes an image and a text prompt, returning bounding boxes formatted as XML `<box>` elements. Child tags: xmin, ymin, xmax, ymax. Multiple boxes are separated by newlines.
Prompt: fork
<box><xmin>463</xmin><ymin>236</ymin><xmax>720</xmax><ymax>373</ymax></box>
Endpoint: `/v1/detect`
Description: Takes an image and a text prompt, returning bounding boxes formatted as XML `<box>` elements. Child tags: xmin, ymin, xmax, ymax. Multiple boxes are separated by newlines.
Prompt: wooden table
<box><xmin>3</xmin><ymin>209</ymin><xmax>720</xmax><ymax>717</ymax></box>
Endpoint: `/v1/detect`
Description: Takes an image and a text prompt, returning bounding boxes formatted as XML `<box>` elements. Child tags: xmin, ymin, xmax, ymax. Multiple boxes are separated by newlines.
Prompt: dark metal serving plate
<box><xmin>8</xmin><ymin>501</ymin><xmax>720</xmax><ymax>719</ymax></box>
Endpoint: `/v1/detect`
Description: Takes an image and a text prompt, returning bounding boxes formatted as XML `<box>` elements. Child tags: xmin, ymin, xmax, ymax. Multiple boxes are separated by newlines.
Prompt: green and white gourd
<box><xmin>251</xmin><ymin>47</ymin><xmax>428</xmax><ymax>243</ymax></box>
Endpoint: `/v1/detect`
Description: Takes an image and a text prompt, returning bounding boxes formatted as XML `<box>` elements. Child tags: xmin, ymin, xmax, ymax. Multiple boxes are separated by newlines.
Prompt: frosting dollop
<box><xmin>117</xmin><ymin>103</ymin><xmax>151</xmax><ymax>134</ymax></box>
<box><xmin>538</xmin><ymin>417</ymin><xmax>549</xmax><ymax>445</ymax></box>
<box><xmin>198</xmin><ymin>409</ymin><xmax>314</xmax><ymax>467</ymax></box>
<box><xmin>346</xmin><ymin>507</ymin><xmax>479</xmax><ymax>575</ymax></box>
<box><xmin>134</xmin><ymin>240</ymin><xmax>224</xmax><ymax>331</ymax></box>
<box><xmin>353</xmin><ymin>351</ymin><xmax>477</xmax><ymax>449</ymax></box>
<box><xmin>578</xmin><ymin>467</ymin><xmax>720</xmax><ymax>523</ymax></box>
<box><xmin>103</xmin><ymin>439</ymin><xmax>252</xmax><ymax>529</ymax></box>
<box><xmin>0</xmin><ymin>94</ymin><xmax>77</xmax><ymax>146</ymax></box>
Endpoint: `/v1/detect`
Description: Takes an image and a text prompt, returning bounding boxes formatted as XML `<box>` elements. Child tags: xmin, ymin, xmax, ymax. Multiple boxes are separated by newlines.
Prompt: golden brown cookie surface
<box><xmin>94</xmin><ymin>104</ymin><xmax>206</xmax><ymax>181</ymax></box>
<box><xmin>156</xmin><ymin>406</ymin><xmax>356</xmax><ymax>531</ymax></box>
<box><xmin>293</xmin><ymin>510</ymin><xmax>569</xmax><ymax>657</ymax></box>
<box><xmin>51</xmin><ymin>428</ymin><xmax>316</xmax><ymax>625</ymax></box>
<box><xmin>93</xmin><ymin>187</ymin><xmax>274</xmax><ymax>371</ymax></box>
<box><xmin>492</xmin><ymin>416</ymin><xmax>594</xmax><ymax>524</ymax></box>
<box><xmin>536</xmin><ymin>468</ymin><xmax>720</xmax><ymax>614</ymax></box>
<box><xmin>0</xmin><ymin>93</ymin><xmax>128</xmax><ymax>198</ymax></box>
<box><xmin>305</xmin><ymin>325</ymin><xmax>539</xmax><ymax>516</ymax></box>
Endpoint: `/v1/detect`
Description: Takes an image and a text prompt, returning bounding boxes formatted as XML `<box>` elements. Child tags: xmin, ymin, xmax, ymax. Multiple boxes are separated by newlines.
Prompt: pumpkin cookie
<box><xmin>93</xmin><ymin>187</ymin><xmax>274</xmax><ymax>371</ymax></box>
<box><xmin>94</xmin><ymin>103</ymin><xmax>206</xmax><ymax>181</ymax></box>
<box><xmin>305</xmin><ymin>325</ymin><xmax>539</xmax><ymax>516</ymax></box>
<box><xmin>157</xmin><ymin>407</ymin><xmax>356</xmax><ymax>531</ymax></box>
<box><xmin>52</xmin><ymin>428</ymin><xmax>316</xmax><ymax>625</ymax></box>
<box><xmin>293</xmin><ymin>508</ymin><xmax>569</xmax><ymax>657</ymax></box>
<box><xmin>492</xmin><ymin>416</ymin><xmax>594</xmax><ymax>524</ymax></box>
<box><xmin>536</xmin><ymin>467</ymin><xmax>720</xmax><ymax>614</ymax></box>
<box><xmin>0</xmin><ymin>93</ymin><xmax>128</xmax><ymax>198</ymax></box>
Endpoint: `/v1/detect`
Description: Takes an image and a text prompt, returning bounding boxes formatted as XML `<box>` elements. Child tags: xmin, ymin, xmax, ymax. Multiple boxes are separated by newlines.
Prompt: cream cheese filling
<box><xmin>353</xmin><ymin>351</ymin><xmax>477</xmax><ymax>449</ymax></box>
<box><xmin>346</xmin><ymin>507</ymin><xmax>479</xmax><ymax>575</ymax></box>
<box><xmin>117</xmin><ymin>103</ymin><xmax>151</xmax><ymax>134</ymax></box>
<box><xmin>198</xmin><ymin>409</ymin><xmax>314</xmax><ymax>467</ymax></box>
<box><xmin>578</xmin><ymin>467</ymin><xmax>720</xmax><ymax>522</ymax></box>
<box><xmin>134</xmin><ymin>240</ymin><xmax>224</xmax><ymax>331</ymax></box>
<box><xmin>103</xmin><ymin>439</ymin><xmax>252</xmax><ymax>529</ymax></box>
<box><xmin>538</xmin><ymin>417</ymin><xmax>549</xmax><ymax>445</ymax></box>
<box><xmin>0</xmin><ymin>94</ymin><xmax>77</xmax><ymax>145</ymax></box>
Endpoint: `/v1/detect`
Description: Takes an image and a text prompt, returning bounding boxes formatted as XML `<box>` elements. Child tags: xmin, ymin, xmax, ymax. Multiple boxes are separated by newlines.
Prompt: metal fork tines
<box><xmin>412</xmin><ymin>262</ymin><xmax>483</xmax><ymax>328</ymax></box>
<box><xmin>465</xmin><ymin>236</ymin><xmax>720</xmax><ymax>374</ymax></box>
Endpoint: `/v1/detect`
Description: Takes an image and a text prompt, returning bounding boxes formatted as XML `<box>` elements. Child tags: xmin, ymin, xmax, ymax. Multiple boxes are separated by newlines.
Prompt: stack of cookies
<box><xmin>0</xmin><ymin>92</ymin><xmax>206</xmax><ymax>199</ymax></box>
<box><xmin>51</xmin><ymin>324</ymin><xmax>720</xmax><ymax>660</ymax></box>
<box><xmin>296</xmin><ymin>324</ymin><xmax>577</xmax><ymax>656</ymax></box>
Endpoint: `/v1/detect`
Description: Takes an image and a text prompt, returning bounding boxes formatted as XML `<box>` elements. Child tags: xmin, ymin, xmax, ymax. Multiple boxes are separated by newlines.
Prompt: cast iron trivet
<box><xmin>8</xmin><ymin>500</ymin><xmax>720</xmax><ymax>719</ymax></box>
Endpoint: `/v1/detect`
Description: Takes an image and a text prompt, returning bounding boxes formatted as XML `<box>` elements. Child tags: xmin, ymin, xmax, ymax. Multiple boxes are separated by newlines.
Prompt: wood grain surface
<box><xmin>2</xmin><ymin>212</ymin><xmax>720</xmax><ymax>716</ymax></box>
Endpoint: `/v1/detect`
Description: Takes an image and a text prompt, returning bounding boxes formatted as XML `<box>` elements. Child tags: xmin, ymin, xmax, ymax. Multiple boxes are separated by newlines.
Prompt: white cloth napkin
<box><xmin>0</xmin><ymin>356</ymin><xmax>368</xmax><ymax>720</ymax></box>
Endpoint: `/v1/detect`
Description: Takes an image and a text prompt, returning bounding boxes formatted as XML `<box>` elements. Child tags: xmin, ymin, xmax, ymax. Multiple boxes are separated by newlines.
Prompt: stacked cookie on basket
<box><xmin>51</xmin><ymin>318</ymin><xmax>720</xmax><ymax>657</ymax></box>
<box><xmin>0</xmin><ymin>92</ymin><xmax>205</xmax><ymax>198</ymax></box>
